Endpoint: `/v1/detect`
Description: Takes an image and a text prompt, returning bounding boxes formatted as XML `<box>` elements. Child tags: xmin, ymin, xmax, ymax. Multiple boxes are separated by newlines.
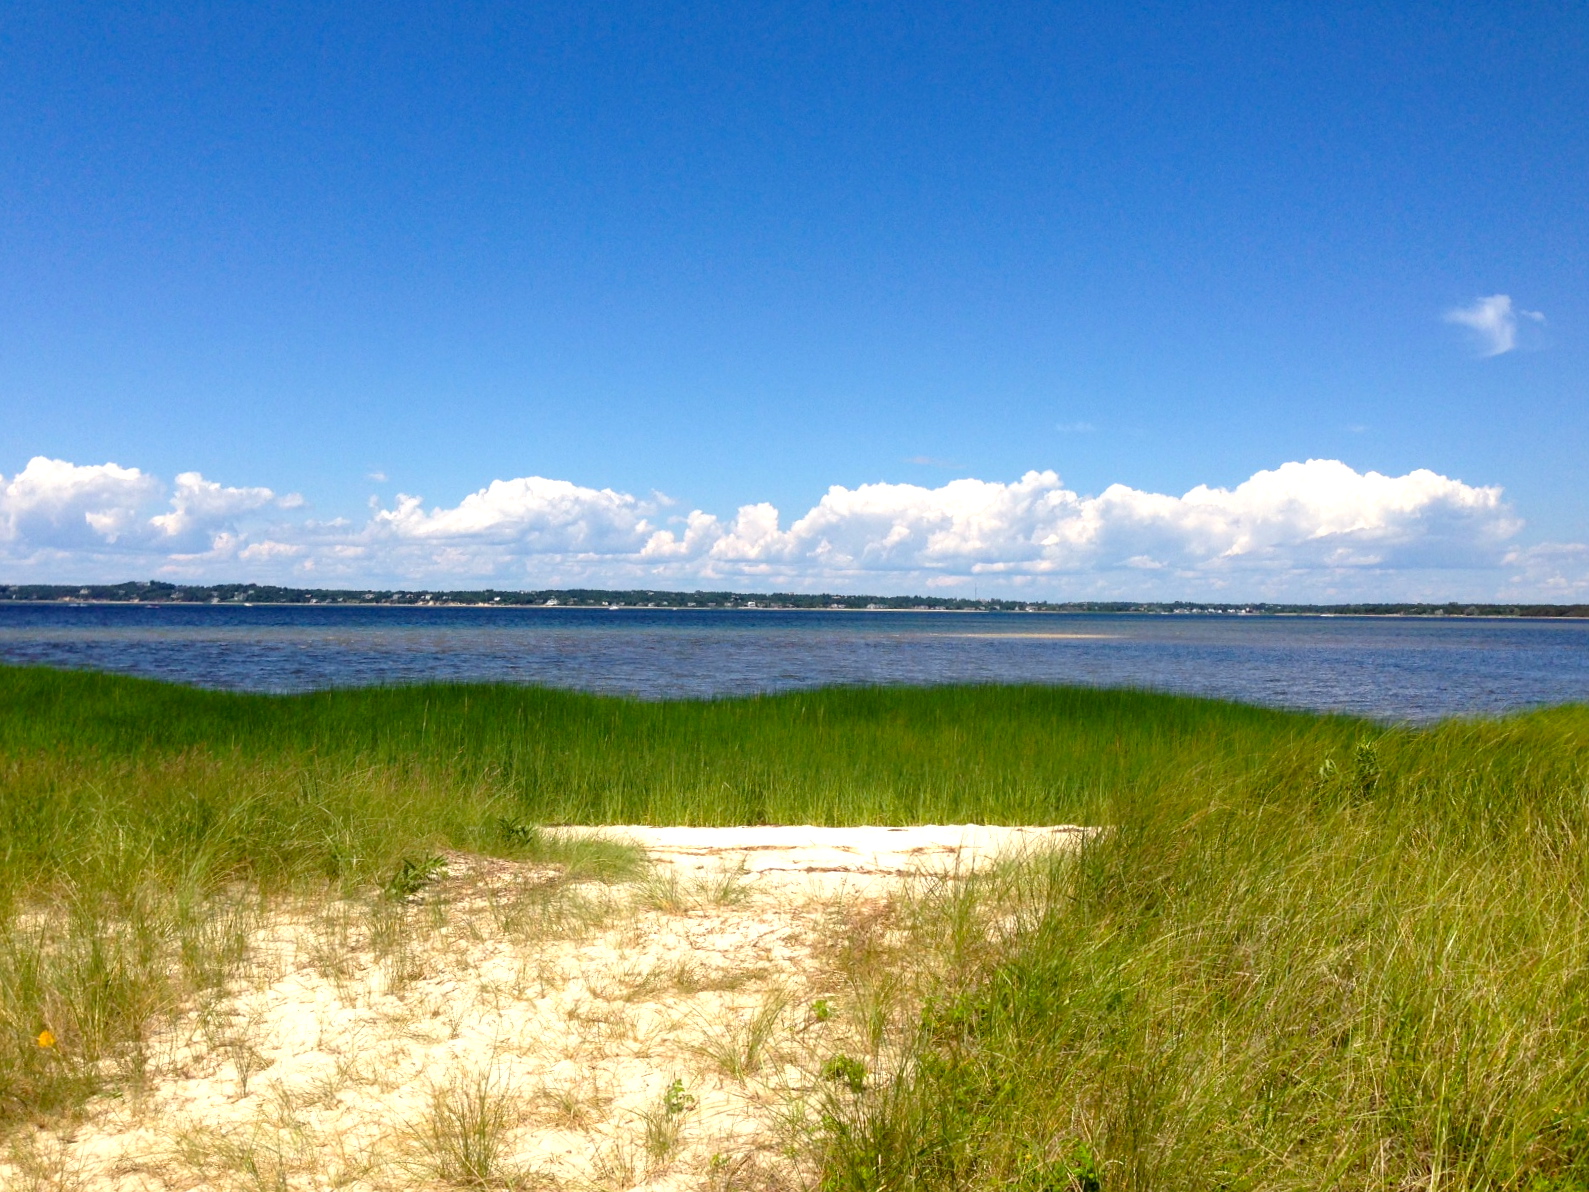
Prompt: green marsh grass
<box><xmin>818</xmin><ymin>707</ymin><xmax>1589</xmax><ymax>1191</ymax></box>
<box><xmin>2</xmin><ymin>663</ymin><xmax>1586</xmax><ymax>1192</ymax></box>
<box><xmin>0</xmin><ymin>665</ymin><xmax>1322</xmax><ymax>1124</ymax></box>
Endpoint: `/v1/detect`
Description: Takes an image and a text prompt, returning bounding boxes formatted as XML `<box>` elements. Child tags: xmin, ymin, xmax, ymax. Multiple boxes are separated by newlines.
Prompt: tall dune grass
<box><xmin>819</xmin><ymin>708</ymin><xmax>1589</xmax><ymax>1190</ymax></box>
<box><xmin>0</xmin><ymin>664</ymin><xmax>1343</xmax><ymax>1123</ymax></box>
<box><xmin>4</xmin><ymin>662</ymin><xmax>1586</xmax><ymax>1191</ymax></box>
<box><xmin>0</xmin><ymin>664</ymin><xmax>1335</xmax><ymax>837</ymax></box>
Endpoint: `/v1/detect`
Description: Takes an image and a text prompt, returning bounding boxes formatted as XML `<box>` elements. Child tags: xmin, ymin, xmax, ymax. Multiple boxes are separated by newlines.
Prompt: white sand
<box><xmin>5</xmin><ymin>825</ymin><xmax>1088</xmax><ymax>1191</ymax></box>
<box><xmin>575</xmin><ymin>824</ymin><xmax>1092</xmax><ymax>895</ymax></box>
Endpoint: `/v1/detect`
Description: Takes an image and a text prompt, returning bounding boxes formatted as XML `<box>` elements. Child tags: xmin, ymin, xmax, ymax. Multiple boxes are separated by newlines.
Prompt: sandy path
<box><xmin>5</xmin><ymin>826</ymin><xmax>1087</xmax><ymax>1192</ymax></box>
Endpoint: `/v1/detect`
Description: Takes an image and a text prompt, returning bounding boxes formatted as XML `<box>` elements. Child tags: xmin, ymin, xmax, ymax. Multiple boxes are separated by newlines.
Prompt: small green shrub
<box><xmin>382</xmin><ymin>854</ymin><xmax>447</xmax><ymax>901</ymax></box>
<box><xmin>662</xmin><ymin>1077</ymin><xmax>696</xmax><ymax>1116</ymax></box>
<box><xmin>821</xmin><ymin>1054</ymin><xmax>866</xmax><ymax>1094</ymax></box>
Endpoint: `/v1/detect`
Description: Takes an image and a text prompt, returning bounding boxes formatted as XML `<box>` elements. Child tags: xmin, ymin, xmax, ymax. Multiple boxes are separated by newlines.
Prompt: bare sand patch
<box><xmin>4</xmin><ymin>826</ymin><xmax>1087</xmax><ymax>1192</ymax></box>
<box><xmin>578</xmin><ymin>824</ymin><xmax>1092</xmax><ymax>896</ymax></box>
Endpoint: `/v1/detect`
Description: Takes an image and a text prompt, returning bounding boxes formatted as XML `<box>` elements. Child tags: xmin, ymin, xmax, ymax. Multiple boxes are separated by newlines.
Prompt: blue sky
<box><xmin>2</xmin><ymin>2</ymin><xmax>1586</xmax><ymax>598</ymax></box>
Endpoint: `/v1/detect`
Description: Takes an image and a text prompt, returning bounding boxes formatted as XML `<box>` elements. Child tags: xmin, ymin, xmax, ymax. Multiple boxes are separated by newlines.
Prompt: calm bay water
<box><xmin>2</xmin><ymin>603</ymin><xmax>1587</xmax><ymax>721</ymax></box>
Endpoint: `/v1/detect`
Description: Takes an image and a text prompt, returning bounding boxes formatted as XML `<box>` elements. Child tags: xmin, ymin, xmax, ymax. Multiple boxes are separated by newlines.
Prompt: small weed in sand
<box><xmin>368</xmin><ymin>901</ymin><xmax>428</xmax><ymax>995</ymax></box>
<box><xmin>664</xmin><ymin>957</ymin><xmax>762</xmax><ymax>997</ymax></box>
<box><xmin>170</xmin><ymin>1121</ymin><xmax>306</xmax><ymax>1192</ymax></box>
<box><xmin>383</xmin><ymin>854</ymin><xmax>448</xmax><ymax>901</ymax></box>
<box><xmin>4</xmin><ymin>1132</ymin><xmax>82</xmax><ymax>1192</ymax></box>
<box><xmin>667</xmin><ymin>958</ymin><xmax>707</xmax><ymax>995</ymax></box>
<box><xmin>695</xmin><ymin>990</ymin><xmax>790</xmax><ymax>1081</ymax></box>
<box><xmin>638</xmin><ymin>862</ymin><xmax>754</xmax><ymax>915</ymax></box>
<box><xmin>304</xmin><ymin>898</ymin><xmax>361</xmax><ymax>986</ymax></box>
<box><xmin>638</xmin><ymin>870</ymin><xmax>690</xmax><ymax>914</ymax></box>
<box><xmin>489</xmin><ymin>880</ymin><xmax>613</xmax><ymax>946</ymax></box>
<box><xmin>224</xmin><ymin>1037</ymin><xmax>269</xmax><ymax>1099</ymax></box>
<box><xmin>820</xmin><ymin>900</ymin><xmax>902</xmax><ymax>981</ymax></box>
<box><xmin>527</xmin><ymin>1080</ymin><xmax>611</xmax><ymax>1131</ymax></box>
<box><xmin>705</xmin><ymin>1150</ymin><xmax>789</xmax><ymax>1192</ymax></box>
<box><xmin>194</xmin><ymin>1000</ymin><xmax>272</xmax><ymax>1098</ymax></box>
<box><xmin>591</xmin><ymin>1137</ymin><xmax>641</xmax><ymax>1191</ymax></box>
<box><xmin>638</xmin><ymin>1078</ymin><xmax>696</xmax><ymax>1171</ymax></box>
<box><xmin>292</xmin><ymin>1034</ymin><xmax>374</xmax><ymax>1109</ymax></box>
<box><xmin>415</xmin><ymin>1067</ymin><xmax>521</xmax><ymax>1188</ymax></box>
<box><xmin>588</xmin><ymin>962</ymin><xmax>659</xmax><ymax>1003</ymax></box>
<box><xmin>176</xmin><ymin>894</ymin><xmax>258</xmax><ymax>990</ymax></box>
<box><xmin>700</xmin><ymin>860</ymin><xmax>751</xmax><ymax>906</ymax></box>
<box><xmin>850</xmin><ymin>973</ymin><xmax>903</xmax><ymax>1057</ymax></box>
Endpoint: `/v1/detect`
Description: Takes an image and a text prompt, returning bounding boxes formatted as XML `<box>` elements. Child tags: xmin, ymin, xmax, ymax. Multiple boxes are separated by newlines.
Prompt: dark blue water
<box><xmin>2</xmin><ymin>603</ymin><xmax>1587</xmax><ymax>721</ymax></box>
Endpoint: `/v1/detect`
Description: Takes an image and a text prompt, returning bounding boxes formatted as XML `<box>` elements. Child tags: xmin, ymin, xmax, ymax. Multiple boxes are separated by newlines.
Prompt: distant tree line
<box><xmin>0</xmin><ymin>581</ymin><xmax>1585</xmax><ymax>617</ymax></box>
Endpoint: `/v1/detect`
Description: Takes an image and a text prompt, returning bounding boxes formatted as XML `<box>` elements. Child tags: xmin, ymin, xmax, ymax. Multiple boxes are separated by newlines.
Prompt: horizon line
<box><xmin>2</xmin><ymin>581</ymin><xmax>1586</xmax><ymax>618</ymax></box>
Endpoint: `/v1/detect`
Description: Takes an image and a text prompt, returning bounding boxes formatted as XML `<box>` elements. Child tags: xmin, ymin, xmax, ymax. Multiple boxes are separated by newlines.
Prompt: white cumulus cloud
<box><xmin>373</xmin><ymin>476</ymin><xmax>658</xmax><ymax>553</ymax></box>
<box><xmin>0</xmin><ymin>455</ymin><xmax>1577</xmax><ymax>599</ymax></box>
<box><xmin>0</xmin><ymin>457</ymin><xmax>289</xmax><ymax>570</ymax></box>
<box><xmin>644</xmin><ymin>461</ymin><xmax>1515</xmax><ymax>587</ymax></box>
<box><xmin>0</xmin><ymin>457</ymin><xmax>163</xmax><ymax>548</ymax></box>
<box><xmin>338</xmin><ymin>460</ymin><xmax>1523</xmax><ymax>596</ymax></box>
<box><xmin>150</xmin><ymin>472</ymin><xmax>278</xmax><ymax>546</ymax></box>
<box><xmin>1444</xmin><ymin>294</ymin><xmax>1545</xmax><ymax>357</ymax></box>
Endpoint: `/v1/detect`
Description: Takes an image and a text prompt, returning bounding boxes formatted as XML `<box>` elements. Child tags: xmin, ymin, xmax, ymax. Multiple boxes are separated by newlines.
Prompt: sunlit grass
<box><xmin>0</xmin><ymin>664</ymin><xmax>1331</xmax><ymax>1123</ymax></box>
<box><xmin>3</xmin><ymin>662</ymin><xmax>1586</xmax><ymax>1190</ymax></box>
<box><xmin>818</xmin><ymin>707</ymin><xmax>1589</xmax><ymax>1191</ymax></box>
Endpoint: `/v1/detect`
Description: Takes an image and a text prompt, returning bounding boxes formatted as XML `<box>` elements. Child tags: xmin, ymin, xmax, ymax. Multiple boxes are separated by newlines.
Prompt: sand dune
<box><xmin>6</xmin><ymin>826</ymin><xmax>1087</xmax><ymax>1191</ymax></box>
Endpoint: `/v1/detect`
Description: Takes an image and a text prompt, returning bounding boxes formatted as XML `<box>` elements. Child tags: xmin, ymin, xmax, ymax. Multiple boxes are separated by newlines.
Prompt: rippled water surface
<box><xmin>2</xmin><ymin>603</ymin><xmax>1587</xmax><ymax>721</ymax></box>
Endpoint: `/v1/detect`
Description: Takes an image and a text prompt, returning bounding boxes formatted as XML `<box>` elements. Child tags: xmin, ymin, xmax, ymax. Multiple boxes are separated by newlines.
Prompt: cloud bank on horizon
<box><xmin>1</xmin><ymin>456</ymin><xmax>1584</xmax><ymax>601</ymax></box>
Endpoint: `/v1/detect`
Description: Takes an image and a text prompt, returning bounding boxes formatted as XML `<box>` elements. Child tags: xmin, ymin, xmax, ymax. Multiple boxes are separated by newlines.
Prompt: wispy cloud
<box><xmin>904</xmin><ymin>455</ymin><xmax>964</xmax><ymax>469</ymax></box>
<box><xmin>1444</xmin><ymin>294</ymin><xmax>1544</xmax><ymax>357</ymax></box>
<box><xmin>1055</xmin><ymin>421</ymin><xmax>1096</xmax><ymax>434</ymax></box>
<box><xmin>2</xmin><ymin>455</ymin><xmax>1571</xmax><ymax>600</ymax></box>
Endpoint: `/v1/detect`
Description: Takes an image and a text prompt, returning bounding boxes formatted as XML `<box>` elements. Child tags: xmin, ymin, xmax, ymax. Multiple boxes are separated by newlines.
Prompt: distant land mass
<box><xmin>0</xmin><ymin>581</ymin><xmax>1585</xmax><ymax>618</ymax></box>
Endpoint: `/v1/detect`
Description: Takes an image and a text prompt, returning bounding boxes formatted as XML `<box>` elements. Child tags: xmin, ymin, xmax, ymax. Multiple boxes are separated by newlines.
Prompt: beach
<box><xmin>5</xmin><ymin>827</ymin><xmax>1086</xmax><ymax>1190</ymax></box>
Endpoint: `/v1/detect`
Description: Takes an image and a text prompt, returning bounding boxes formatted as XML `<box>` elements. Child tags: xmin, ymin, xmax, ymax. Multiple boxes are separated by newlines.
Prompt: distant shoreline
<box><xmin>1</xmin><ymin>581</ymin><xmax>1587</xmax><ymax>619</ymax></box>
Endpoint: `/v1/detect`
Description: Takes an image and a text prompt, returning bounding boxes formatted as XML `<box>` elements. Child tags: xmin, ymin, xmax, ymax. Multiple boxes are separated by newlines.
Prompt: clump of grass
<box><xmin>639</xmin><ymin>1078</ymin><xmax>696</xmax><ymax>1172</ymax></box>
<box><xmin>415</xmin><ymin>1067</ymin><xmax>520</xmax><ymax>1187</ymax></box>
<box><xmin>637</xmin><ymin>870</ymin><xmax>690</xmax><ymax>914</ymax></box>
<box><xmin>494</xmin><ymin>820</ymin><xmax>643</xmax><ymax>883</ymax></box>
<box><xmin>169</xmin><ymin>1118</ymin><xmax>311</xmax><ymax>1192</ymax></box>
<box><xmin>637</xmin><ymin>861</ymin><xmax>753</xmax><ymax>915</ymax></box>
<box><xmin>694</xmin><ymin>990</ymin><xmax>789</xmax><ymax>1081</ymax></box>
<box><xmin>485</xmin><ymin>876</ymin><xmax>614</xmax><ymax>946</ymax></box>
<box><xmin>700</xmin><ymin>860</ymin><xmax>751</xmax><ymax>906</ymax></box>
<box><xmin>819</xmin><ymin>708</ymin><xmax>1589</xmax><ymax>1190</ymax></box>
<box><xmin>4</xmin><ymin>1130</ymin><xmax>81</xmax><ymax>1192</ymax></box>
<box><xmin>525</xmin><ymin>1079</ymin><xmax>610</xmax><ymax>1130</ymax></box>
<box><xmin>0</xmin><ymin>894</ymin><xmax>214</xmax><ymax>1118</ymax></box>
<box><xmin>367</xmin><ymin>899</ymin><xmax>427</xmax><ymax>995</ymax></box>
<box><xmin>704</xmin><ymin>1150</ymin><xmax>788</xmax><ymax>1192</ymax></box>
<box><xmin>590</xmin><ymin>1137</ymin><xmax>640</xmax><ymax>1190</ymax></box>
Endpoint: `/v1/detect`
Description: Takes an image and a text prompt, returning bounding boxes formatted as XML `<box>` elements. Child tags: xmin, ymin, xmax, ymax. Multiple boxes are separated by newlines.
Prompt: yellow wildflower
<box><xmin>36</xmin><ymin>1029</ymin><xmax>55</xmax><ymax>1049</ymax></box>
